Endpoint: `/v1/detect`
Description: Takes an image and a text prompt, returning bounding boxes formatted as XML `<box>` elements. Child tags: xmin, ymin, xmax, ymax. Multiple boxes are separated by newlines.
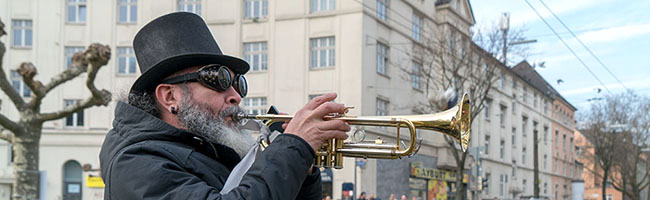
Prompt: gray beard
<box><xmin>176</xmin><ymin>96</ymin><xmax>256</xmax><ymax>159</ymax></box>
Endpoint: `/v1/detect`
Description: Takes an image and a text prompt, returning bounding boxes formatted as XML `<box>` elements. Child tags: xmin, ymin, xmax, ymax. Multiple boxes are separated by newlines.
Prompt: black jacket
<box><xmin>99</xmin><ymin>102</ymin><xmax>322</xmax><ymax>199</ymax></box>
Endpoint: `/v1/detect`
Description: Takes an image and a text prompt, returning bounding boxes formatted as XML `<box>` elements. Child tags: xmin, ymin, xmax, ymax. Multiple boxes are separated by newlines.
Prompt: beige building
<box><xmin>0</xmin><ymin>0</ymin><xmax>579</xmax><ymax>200</ymax></box>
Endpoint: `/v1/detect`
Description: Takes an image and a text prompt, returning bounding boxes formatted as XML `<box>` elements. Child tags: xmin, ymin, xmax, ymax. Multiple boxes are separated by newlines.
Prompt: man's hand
<box><xmin>284</xmin><ymin>93</ymin><xmax>350</xmax><ymax>151</ymax></box>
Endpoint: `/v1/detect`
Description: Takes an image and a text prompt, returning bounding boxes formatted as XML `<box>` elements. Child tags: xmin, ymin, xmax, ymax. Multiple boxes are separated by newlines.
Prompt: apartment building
<box><xmin>0</xmin><ymin>0</ymin><xmax>483</xmax><ymax>199</ymax></box>
<box><xmin>511</xmin><ymin>61</ymin><xmax>581</xmax><ymax>200</ymax></box>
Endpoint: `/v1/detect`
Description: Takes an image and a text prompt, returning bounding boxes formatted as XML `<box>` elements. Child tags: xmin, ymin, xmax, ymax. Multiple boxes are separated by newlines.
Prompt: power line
<box><xmin>537</xmin><ymin>0</ymin><xmax>629</xmax><ymax>91</ymax></box>
<box><xmin>523</xmin><ymin>0</ymin><xmax>612</xmax><ymax>94</ymax></box>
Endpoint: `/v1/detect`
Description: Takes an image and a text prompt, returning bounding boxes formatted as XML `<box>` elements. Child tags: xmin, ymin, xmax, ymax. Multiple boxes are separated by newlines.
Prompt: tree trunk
<box><xmin>455</xmin><ymin>165</ymin><xmax>465</xmax><ymax>200</ymax></box>
<box><xmin>603</xmin><ymin>170</ymin><xmax>609</xmax><ymax>200</ymax></box>
<box><xmin>12</xmin><ymin>124</ymin><xmax>41</xmax><ymax>200</ymax></box>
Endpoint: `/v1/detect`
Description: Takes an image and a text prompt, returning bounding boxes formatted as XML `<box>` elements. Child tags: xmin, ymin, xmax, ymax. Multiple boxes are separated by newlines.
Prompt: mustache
<box><xmin>219</xmin><ymin>106</ymin><xmax>246</xmax><ymax>124</ymax></box>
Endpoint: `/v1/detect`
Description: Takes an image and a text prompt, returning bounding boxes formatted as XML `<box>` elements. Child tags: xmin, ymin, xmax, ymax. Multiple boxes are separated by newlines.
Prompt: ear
<box><xmin>155</xmin><ymin>84</ymin><xmax>183</xmax><ymax>114</ymax></box>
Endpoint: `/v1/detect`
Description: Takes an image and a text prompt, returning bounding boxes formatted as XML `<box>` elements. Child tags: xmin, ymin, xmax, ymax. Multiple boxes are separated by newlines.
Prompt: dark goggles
<box><xmin>161</xmin><ymin>64</ymin><xmax>248</xmax><ymax>97</ymax></box>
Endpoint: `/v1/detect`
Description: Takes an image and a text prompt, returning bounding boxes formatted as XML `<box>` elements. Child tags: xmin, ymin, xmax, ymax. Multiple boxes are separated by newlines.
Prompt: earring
<box><xmin>170</xmin><ymin>107</ymin><xmax>178</xmax><ymax>114</ymax></box>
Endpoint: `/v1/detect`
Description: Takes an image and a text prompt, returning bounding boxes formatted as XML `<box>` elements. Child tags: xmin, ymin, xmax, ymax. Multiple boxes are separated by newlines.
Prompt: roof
<box><xmin>511</xmin><ymin>61</ymin><xmax>577</xmax><ymax>111</ymax></box>
<box><xmin>435</xmin><ymin>0</ymin><xmax>476</xmax><ymax>24</ymax></box>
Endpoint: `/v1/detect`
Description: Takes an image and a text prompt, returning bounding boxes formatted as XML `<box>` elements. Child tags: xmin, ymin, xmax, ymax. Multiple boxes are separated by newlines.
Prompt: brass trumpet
<box><xmin>239</xmin><ymin>93</ymin><xmax>471</xmax><ymax>169</ymax></box>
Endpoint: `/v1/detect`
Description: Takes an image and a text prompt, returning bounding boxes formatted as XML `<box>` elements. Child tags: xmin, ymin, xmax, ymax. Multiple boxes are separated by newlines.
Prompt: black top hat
<box><xmin>130</xmin><ymin>12</ymin><xmax>249</xmax><ymax>93</ymax></box>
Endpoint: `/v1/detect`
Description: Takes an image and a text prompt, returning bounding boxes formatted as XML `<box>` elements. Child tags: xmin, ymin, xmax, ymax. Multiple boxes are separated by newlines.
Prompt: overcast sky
<box><xmin>470</xmin><ymin>0</ymin><xmax>650</xmax><ymax>113</ymax></box>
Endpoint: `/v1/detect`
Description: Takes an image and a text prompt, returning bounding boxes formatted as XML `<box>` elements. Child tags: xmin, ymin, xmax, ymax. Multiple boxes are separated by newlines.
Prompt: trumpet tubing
<box><xmin>240</xmin><ymin>94</ymin><xmax>471</xmax><ymax>169</ymax></box>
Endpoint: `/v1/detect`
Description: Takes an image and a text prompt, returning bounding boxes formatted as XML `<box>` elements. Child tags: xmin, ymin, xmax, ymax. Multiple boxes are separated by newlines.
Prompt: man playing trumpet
<box><xmin>99</xmin><ymin>12</ymin><xmax>350</xmax><ymax>199</ymax></box>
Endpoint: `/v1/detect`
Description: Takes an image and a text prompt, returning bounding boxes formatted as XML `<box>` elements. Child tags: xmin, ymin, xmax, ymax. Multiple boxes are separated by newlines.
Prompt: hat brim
<box><xmin>130</xmin><ymin>53</ymin><xmax>250</xmax><ymax>93</ymax></box>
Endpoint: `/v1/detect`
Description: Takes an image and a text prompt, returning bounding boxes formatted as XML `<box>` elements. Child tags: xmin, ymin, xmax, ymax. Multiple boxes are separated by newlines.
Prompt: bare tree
<box><xmin>472</xmin><ymin>22</ymin><xmax>531</xmax><ymax>67</ymax></box>
<box><xmin>397</xmin><ymin>20</ymin><xmax>501</xmax><ymax>200</ymax></box>
<box><xmin>580</xmin><ymin>92</ymin><xmax>650</xmax><ymax>200</ymax></box>
<box><xmin>0</xmin><ymin>18</ymin><xmax>112</xmax><ymax>199</ymax></box>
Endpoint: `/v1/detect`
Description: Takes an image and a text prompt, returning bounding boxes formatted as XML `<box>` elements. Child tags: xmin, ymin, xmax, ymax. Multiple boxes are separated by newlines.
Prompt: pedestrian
<box><xmin>99</xmin><ymin>12</ymin><xmax>350</xmax><ymax>199</ymax></box>
<box><xmin>358</xmin><ymin>192</ymin><xmax>368</xmax><ymax>200</ymax></box>
<box><xmin>389</xmin><ymin>194</ymin><xmax>396</xmax><ymax>200</ymax></box>
<box><xmin>401</xmin><ymin>195</ymin><xmax>407</xmax><ymax>200</ymax></box>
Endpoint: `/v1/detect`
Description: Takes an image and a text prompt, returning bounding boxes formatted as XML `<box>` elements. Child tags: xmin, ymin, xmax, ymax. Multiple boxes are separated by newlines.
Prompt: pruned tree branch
<box><xmin>36</xmin><ymin>43</ymin><xmax>112</xmax><ymax>122</ymax></box>
<box><xmin>0</xmin><ymin>114</ymin><xmax>19</xmax><ymax>136</ymax></box>
<box><xmin>0</xmin><ymin>28</ymin><xmax>26</xmax><ymax>110</ymax></box>
<box><xmin>0</xmin><ymin>127</ymin><xmax>14</xmax><ymax>142</ymax></box>
<box><xmin>43</xmin><ymin>51</ymin><xmax>89</xmax><ymax>93</ymax></box>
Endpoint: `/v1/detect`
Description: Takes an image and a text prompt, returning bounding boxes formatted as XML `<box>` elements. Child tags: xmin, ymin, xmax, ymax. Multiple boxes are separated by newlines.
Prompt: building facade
<box><xmin>0</xmin><ymin>0</ymin><xmax>580</xmax><ymax>200</ymax></box>
<box><xmin>511</xmin><ymin>61</ymin><xmax>582</xmax><ymax>200</ymax></box>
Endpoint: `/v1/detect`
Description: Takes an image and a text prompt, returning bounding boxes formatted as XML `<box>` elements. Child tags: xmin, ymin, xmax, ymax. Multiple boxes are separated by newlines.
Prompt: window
<box><xmin>311</xmin><ymin>0</ymin><xmax>335</xmax><ymax>13</ymax></box>
<box><xmin>310</xmin><ymin>37</ymin><xmax>335</xmax><ymax>69</ymax></box>
<box><xmin>243</xmin><ymin>42</ymin><xmax>268</xmax><ymax>72</ymax></box>
<box><xmin>412</xmin><ymin>62</ymin><xmax>422</xmax><ymax>90</ymax></box>
<box><xmin>242</xmin><ymin>97</ymin><xmax>267</xmax><ymax>115</ymax></box>
<box><xmin>65</xmin><ymin>47</ymin><xmax>85</xmax><ymax>69</ymax></box>
<box><xmin>484</xmin><ymin>99</ymin><xmax>491</xmax><ymax>120</ymax></box>
<box><xmin>522</xmin><ymin>179</ymin><xmax>527</xmax><ymax>193</ymax></box>
<box><xmin>499</xmin><ymin>174</ymin><xmax>504</xmax><ymax>196</ymax></box>
<box><xmin>484</xmin><ymin>135</ymin><xmax>490</xmax><ymax>155</ymax></box>
<box><xmin>544</xmin><ymin>100</ymin><xmax>549</xmax><ymax>114</ymax></box>
<box><xmin>510</xmin><ymin>127</ymin><xmax>517</xmax><ymax>146</ymax></box>
<box><xmin>499</xmin><ymin>105</ymin><xmax>506</xmax><ymax>126</ymax></box>
<box><xmin>10</xmin><ymin>70</ymin><xmax>31</xmax><ymax>98</ymax></box>
<box><xmin>555</xmin><ymin>130</ymin><xmax>559</xmax><ymax>146</ymax></box>
<box><xmin>555</xmin><ymin>158</ymin><xmax>558</xmax><ymax>172</ymax></box>
<box><xmin>555</xmin><ymin>184</ymin><xmax>558</xmax><ymax>200</ymax></box>
<box><xmin>308</xmin><ymin>94</ymin><xmax>336</xmax><ymax>102</ymax></box>
<box><xmin>511</xmin><ymin>101</ymin><xmax>516</xmax><ymax>114</ymax></box>
<box><xmin>606</xmin><ymin>194</ymin><xmax>613</xmax><ymax>200</ymax></box>
<box><xmin>522</xmin><ymin>147</ymin><xmax>526</xmax><ymax>164</ymax></box>
<box><xmin>244</xmin><ymin>0</ymin><xmax>268</xmax><ymax>19</ymax></box>
<box><xmin>563</xmin><ymin>134</ymin><xmax>566</xmax><ymax>150</ymax></box>
<box><xmin>64</xmin><ymin>100</ymin><xmax>84</xmax><ymax>127</ymax></box>
<box><xmin>117</xmin><ymin>47</ymin><xmax>137</xmax><ymax>74</ymax></box>
<box><xmin>570</xmin><ymin>138</ymin><xmax>574</xmax><ymax>152</ymax></box>
<box><xmin>63</xmin><ymin>160</ymin><xmax>83</xmax><ymax>199</ymax></box>
<box><xmin>178</xmin><ymin>0</ymin><xmax>201</xmax><ymax>15</ymax></box>
<box><xmin>412</xmin><ymin>13</ymin><xmax>422</xmax><ymax>41</ymax></box>
<box><xmin>544</xmin><ymin>126</ymin><xmax>549</xmax><ymax>143</ymax></box>
<box><xmin>522</xmin><ymin>116</ymin><xmax>528</xmax><ymax>137</ymax></box>
<box><xmin>11</xmin><ymin>20</ymin><xmax>32</xmax><ymax>48</ymax></box>
<box><xmin>500</xmin><ymin>74</ymin><xmax>505</xmax><ymax>89</ymax></box>
<box><xmin>534</xmin><ymin>93</ymin><xmax>538</xmax><ymax>108</ymax></box>
<box><xmin>376</xmin><ymin>42</ymin><xmax>389</xmax><ymax>75</ymax></box>
<box><xmin>67</xmin><ymin>0</ymin><xmax>87</xmax><ymax>23</ymax></box>
<box><xmin>376</xmin><ymin>98</ymin><xmax>389</xmax><ymax>116</ymax></box>
<box><xmin>544</xmin><ymin>154</ymin><xmax>547</xmax><ymax>169</ymax></box>
<box><xmin>376</xmin><ymin>0</ymin><xmax>388</xmax><ymax>21</ymax></box>
<box><xmin>544</xmin><ymin>182</ymin><xmax>548</xmax><ymax>194</ymax></box>
<box><xmin>522</xmin><ymin>86</ymin><xmax>527</xmax><ymax>102</ymax></box>
<box><xmin>499</xmin><ymin>140</ymin><xmax>505</xmax><ymax>159</ymax></box>
<box><xmin>118</xmin><ymin>0</ymin><xmax>137</xmax><ymax>23</ymax></box>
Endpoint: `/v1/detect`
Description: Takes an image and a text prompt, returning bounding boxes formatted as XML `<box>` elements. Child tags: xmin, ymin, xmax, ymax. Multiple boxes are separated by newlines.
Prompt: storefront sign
<box><xmin>86</xmin><ymin>176</ymin><xmax>105</xmax><ymax>188</ymax></box>
<box><xmin>410</xmin><ymin>162</ymin><xmax>468</xmax><ymax>183</ymax></box>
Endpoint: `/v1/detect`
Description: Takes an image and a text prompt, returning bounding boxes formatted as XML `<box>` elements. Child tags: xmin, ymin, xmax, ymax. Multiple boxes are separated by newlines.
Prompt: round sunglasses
<box><xmin>161</xmin><ymin>64</ymin><xmax>248</xmax><ymax>97</ymax></box>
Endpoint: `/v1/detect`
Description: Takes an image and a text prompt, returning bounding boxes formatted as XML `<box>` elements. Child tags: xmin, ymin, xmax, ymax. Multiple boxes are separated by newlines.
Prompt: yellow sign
<box><xmin>86</xmin><ymin>176</ymin><xmax>105</xmax><ymax>188</ymax></box>
<box><xmin>410</xmin><ymin>162</ymin><xmax>468</xmax><ymax>183</ymax></box>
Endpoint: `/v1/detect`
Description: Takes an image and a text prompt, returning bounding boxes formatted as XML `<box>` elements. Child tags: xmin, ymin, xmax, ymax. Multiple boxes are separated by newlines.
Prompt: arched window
<box><xmin>62</xmin><ymin>160</ymin><xmax>82</xmax><ymax>200</ymax></box>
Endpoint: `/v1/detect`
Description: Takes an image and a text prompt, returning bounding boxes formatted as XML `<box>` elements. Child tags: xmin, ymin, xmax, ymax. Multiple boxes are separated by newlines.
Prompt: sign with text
<box><xmin>410</xmin><ymin>162</ymin><xmax>468</xmax><ymax>183</ymax></box>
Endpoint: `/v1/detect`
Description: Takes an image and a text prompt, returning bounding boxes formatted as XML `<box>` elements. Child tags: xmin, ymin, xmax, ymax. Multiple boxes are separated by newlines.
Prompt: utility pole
<box><xmin>533</xmin><ymin>126</ymin><xmax>540</xmax><ymax>198</ymax></box>
<box><xmin>500</xmin><ymin>13</ymin><xmax>510</xmax><ymax>65</ymax></box>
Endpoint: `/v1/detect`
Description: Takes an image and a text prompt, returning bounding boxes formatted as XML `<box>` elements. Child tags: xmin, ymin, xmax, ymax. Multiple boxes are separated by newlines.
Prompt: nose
<box><xmin>225</xmin><ymin>86</ymin><xmax>242</xmax><ymax>105</ymax></box>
